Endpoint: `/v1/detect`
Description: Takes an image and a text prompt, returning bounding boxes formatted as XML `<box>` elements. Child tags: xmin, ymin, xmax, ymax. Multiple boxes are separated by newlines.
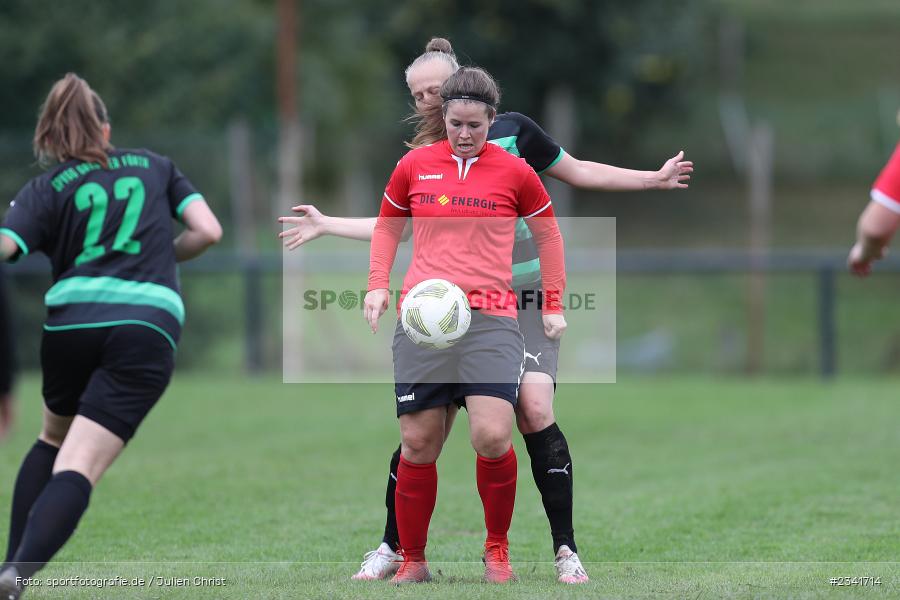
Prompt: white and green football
<box><xmin>400</xmin><ymin>278</ymin><xmax>472</xmax><ymax>349</ymax></box>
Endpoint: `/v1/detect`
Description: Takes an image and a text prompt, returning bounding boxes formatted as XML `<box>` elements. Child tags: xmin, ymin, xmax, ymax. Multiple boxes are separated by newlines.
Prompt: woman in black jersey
<box><xmin>279</xmin><ymin>38</ymin><xmax>693</xmax><ymax>584</ymax></box>
<box><xmin>0</xmin><ymin>74</ymin><xmax>221</xmax><ymax>598</ymax></box>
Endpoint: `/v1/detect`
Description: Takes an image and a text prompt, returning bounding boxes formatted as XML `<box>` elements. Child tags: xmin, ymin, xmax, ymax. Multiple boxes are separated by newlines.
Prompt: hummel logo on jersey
<box><xmin>525</xmin><ymin>351</ymin><xmax>542</xmax><ymax>366</ymax></box>
<box><xmin>437</xmin><ymin>194</ymin><xmax>450</xmax><ymax>206</ymax></box>
<box><xmin>547</xmin><ymin>463</ymin><xmax>570</xmax><ymax>475</ymax></box>
<box><xmin>418</xmin><ymin>173</ymin><xmax>444</xmax><ymax>180</ymax></box>
<box><xmin>397</xmin><ymin>393</ymin><xmax>415</xmax><ymax>403</ymax></box>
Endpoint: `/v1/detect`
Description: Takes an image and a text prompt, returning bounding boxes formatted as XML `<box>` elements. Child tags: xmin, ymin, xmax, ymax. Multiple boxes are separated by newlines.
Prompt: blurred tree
<box><xmin>296</xmin><ymin>0</ymin><xmax>405</xmax><ymax>204</ymax></box>
<box><xmin>382</xmin><ymin>0</ymin><xmax>707</xmax><ymax>156</ymax></box>
<box><xmin>0</xmin><ymin>0</ymin><xmax>707</xmax><ymax>166</ymax></box>
<box><xmin>0</xmin><ymin>0</ymin><xmax>275</xmax><ymax>130</ymax></box>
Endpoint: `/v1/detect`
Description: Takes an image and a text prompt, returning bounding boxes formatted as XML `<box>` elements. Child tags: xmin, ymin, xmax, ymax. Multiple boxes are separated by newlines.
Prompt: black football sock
<box><xmin>523</xmin><ymin>423</ymin><xmax>577</xmax><ymax>554</ymax></box>
<box><xmin>12</xmin><ymin>470</ymin><xmax>92</xmax><ymax>578</ymax></box>
<box><xmin>6</xmin><ymin>440</ymin><xmax>59</xmax><ymax>561</ymax></box>
<box><xmin>381</xmin><ymin>445</ymin><xmax>402</xmax><ymax>550</ymax></box>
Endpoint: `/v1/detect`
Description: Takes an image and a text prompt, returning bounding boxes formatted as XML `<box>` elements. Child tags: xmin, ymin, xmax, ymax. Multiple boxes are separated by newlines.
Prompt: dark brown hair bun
<box><xmin>425</xmin><ymin>37</ymin><xmax>454</xmax><ymax>56</ymax></box>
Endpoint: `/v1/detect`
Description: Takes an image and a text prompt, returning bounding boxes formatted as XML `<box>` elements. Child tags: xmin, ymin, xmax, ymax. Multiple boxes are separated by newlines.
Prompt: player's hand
<box><xmin>364</xmin><ymin>289</ymin><xmax>390</xmax><ymax>333</ymax></box>
<box><xmin>542</xmin><ymin>313</ymin><xmax>567</xmax><ymax>340</ymax></box>
<box><xmin>278</xmin><ymin>204</ymin><xmax>327</xmax><ymax>250</ymax></box>
<box><xmin>656</xmin><ymin>150</ymin><xmax>693</xmax><ymax>189</ymax></box>
<box><xmin>0</xmin><ymin>393</ymin><xmax>14</xmax><ymax>442</ymax></box>
<box><xmin>848</xmin><ymin>241</ymin><xmax>886</xmax><ymax>277</ymax></box>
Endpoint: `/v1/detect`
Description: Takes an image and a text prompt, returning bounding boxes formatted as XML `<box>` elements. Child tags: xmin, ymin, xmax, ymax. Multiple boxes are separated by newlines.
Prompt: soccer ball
<box><xmin>400</xmin><ymin>279</ymin><xmax>472</xmax><ymax>349</ymax></box>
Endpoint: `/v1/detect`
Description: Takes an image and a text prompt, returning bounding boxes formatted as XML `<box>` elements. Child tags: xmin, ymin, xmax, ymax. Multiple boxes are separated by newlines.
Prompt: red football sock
<box><xmin>476</xmin><ymin>446</ymin><xmax>517</xmax><ymax>545</ymax></box>
<box><xmin>395</xmin><ymin>456</ymin><xmax>437</xmax><ymax>561</ymax></box>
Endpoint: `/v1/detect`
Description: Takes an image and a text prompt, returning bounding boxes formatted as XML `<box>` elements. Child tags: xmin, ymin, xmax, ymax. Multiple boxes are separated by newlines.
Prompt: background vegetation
<box><xmin>3</xmin><ymin>0</ymin><xmax>900</xmax><ymax>374</ymax></box>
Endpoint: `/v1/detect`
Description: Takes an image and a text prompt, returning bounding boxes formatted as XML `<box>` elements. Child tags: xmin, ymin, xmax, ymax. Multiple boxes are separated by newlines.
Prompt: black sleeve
<box><xmin>164</xmin><ymin>156</ymin><xmax>202</xmax><ymax>221</ymax></box>
<box><xmin>507</xmin><ymin>112</ymin><xmax>566</xmax><ymax>173</ymax></box>
<box><xmin>0</xmin><ymin>178</ymin><xmax>52</xmax><ymax>261</ymax></box>
<box><xmin>0</xmin><ymin>265</ymin><xmax>14</xmax><ymax>395</ymax></box>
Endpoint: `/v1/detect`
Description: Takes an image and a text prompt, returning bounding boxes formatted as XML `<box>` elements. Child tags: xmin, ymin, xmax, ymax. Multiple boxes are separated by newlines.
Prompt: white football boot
<box><xmin>555</xmin><ymin>545</ymin><xmax>589</xmax><ymax>584</ymax></box>
<box><xmin>0</xmin><ymin>565</ymin><xmax>22</xmax><ymax>600</ymax></box>
<box><xmin>351</xmin><ymin>542</ymin><xmax>402</xmax><ymax>580</ymax></box>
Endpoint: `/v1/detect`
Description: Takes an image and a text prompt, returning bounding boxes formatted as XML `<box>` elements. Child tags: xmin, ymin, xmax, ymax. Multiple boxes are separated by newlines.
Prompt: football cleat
<box><xmin>555</xmin><ymin>545</ymin><xmax>589</xmax><ymax>584</ymax></box>
<box><xmin>351</xmin><ymin>542</ymin><xmax>402</xmax><ymax>580</ymax></box>
<box><xmin>389</xmin><ymin>555</ymin><xmax>432</xmax><ymax>585</ymax></box>
<box><xmin>482</xmin><ymin>541</ymin><xmax>517</xmax><ymax>583</ymax></box>
<box><xmin>0</xmin><ymin>565</ymin><xmax>22</xmax><ymax>600</ymax></box>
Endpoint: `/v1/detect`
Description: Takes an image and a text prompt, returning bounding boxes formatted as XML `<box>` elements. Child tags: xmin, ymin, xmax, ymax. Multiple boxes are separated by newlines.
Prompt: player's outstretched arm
<box><xmin>174</xmin><ymin>200</ymin><xmax>223</xmax><ymax>262</ymax></box>
<box><xmin>279</xmin><ymin>205</ymin><xmax>377</xmax><ymax>249</ymax></box>
<box><xmin>278</xmin><ymin>204</ymin><xmax>412</xmax><ymax>249</ymax></box>
<box><xmin>848</xmin><ymin>201</ymin><xmax>900</xmax><ymax>277</ymax></box>
<box><xmin>545</xmin><ymin>150</ymin><xmax>693</xmax><ymax>191</ymax></box>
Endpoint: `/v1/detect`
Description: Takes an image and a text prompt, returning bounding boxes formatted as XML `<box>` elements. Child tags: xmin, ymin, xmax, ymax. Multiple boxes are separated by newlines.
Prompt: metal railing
<box><xmin>8</xmin><ymin>249</ymin><xmax>894</xmax><ymax>377</ymax></box>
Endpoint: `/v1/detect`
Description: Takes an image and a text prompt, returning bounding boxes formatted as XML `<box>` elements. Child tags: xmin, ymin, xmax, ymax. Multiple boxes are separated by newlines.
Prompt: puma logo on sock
<box><xmin>547</xmin><ymin>462</ymin><xmax>570</xmax><ymax>475</ymax></box>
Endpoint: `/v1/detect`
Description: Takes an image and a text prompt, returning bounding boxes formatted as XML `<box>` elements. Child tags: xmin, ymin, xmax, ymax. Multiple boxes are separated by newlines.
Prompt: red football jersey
<box><xmin>872</xmin><ymin>142</ymin><xmax>900</xmax><ymax>213</ymax></box>
<box><xmin>369</xmin><ymin>140</ymin><xmax>564</xmax><ymax>317</ymax></box>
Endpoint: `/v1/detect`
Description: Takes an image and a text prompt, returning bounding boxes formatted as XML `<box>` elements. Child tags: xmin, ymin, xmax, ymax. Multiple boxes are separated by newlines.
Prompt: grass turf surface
<box><xmin>0</xmin><ymin>374</ymin><xmax>897</xmax><ymax>598</ymax></box>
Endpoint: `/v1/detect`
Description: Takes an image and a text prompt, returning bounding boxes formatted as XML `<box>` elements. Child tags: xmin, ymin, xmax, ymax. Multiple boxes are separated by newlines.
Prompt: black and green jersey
<box><xmin>487</xmin><ymin>112</ymin><xmax>565</xmax><ymax>289</ymax></box>
<box><xmin>1</xmin><ymin>149</ymin><xmax>203</xmax><ymax>349</ymax></box>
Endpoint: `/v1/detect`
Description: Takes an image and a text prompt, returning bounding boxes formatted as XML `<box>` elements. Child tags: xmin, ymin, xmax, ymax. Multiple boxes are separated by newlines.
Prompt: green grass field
<box><xmin>0</xmin><ymin>374</ymin><xmax>898</xmax><ymax>599</ymax></box>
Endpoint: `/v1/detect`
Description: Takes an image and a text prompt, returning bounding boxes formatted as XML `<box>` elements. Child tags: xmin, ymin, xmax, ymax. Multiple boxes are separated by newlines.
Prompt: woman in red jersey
<box><xmin>848</xmin><ymin>142</ymin><xmax>900</xmax><ymax>276</ymax></box>
<box><xmin>282</xmin><ymin>37</ymin><xmax>692</xmax><ymax>585</ymax></box>
<box><xmin>364</xmin><ymin>66</ymin><xmax>565</xmax><ymax>584</ymax></box>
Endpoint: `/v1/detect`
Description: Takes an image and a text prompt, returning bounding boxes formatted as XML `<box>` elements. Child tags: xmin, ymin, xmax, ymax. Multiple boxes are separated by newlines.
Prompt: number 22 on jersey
<box><xmin>74</xmin><ymin>176</ymin><xmax>145</xmax><ymax>266</ymax></box>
